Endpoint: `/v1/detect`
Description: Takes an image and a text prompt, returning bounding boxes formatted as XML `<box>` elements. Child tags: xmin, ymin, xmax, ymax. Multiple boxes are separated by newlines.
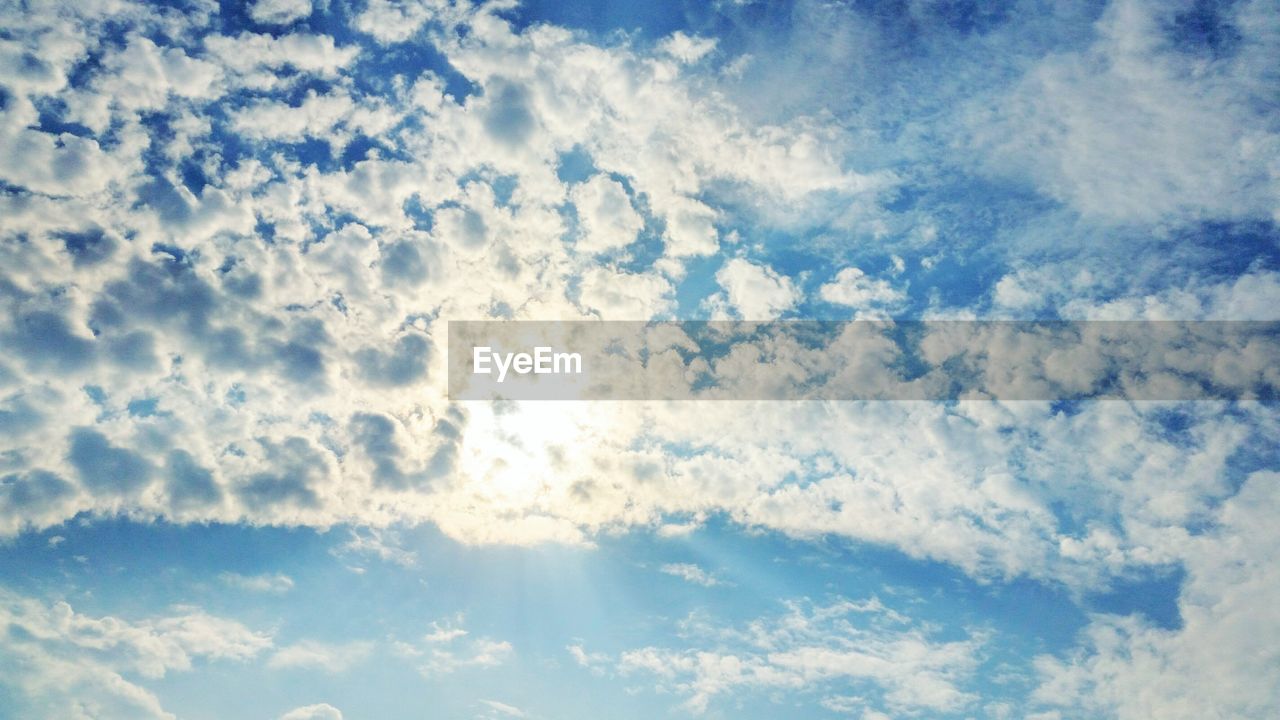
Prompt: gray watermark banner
<box><xmin>447</xmin><ymin>321</ymin><xmax>1280</xmax><ymax>401</ymax></box>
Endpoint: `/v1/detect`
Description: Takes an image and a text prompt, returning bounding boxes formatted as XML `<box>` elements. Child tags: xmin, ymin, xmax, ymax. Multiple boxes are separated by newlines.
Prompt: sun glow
<box><xmin>458</xmin><ymin>401</ymin><xmax>598</xmax><ymax>503</ymax></box>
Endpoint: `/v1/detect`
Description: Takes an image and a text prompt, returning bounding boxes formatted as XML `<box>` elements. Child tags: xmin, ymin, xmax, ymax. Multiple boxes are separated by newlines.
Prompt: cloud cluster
<box><xmin>969</xmin><ymin>0</ymin><xmax>1280</xmax><ymax>224</ymax></box>
<box><xmin>1</xmin><ymin>1</ymin><xmax>1278</xmax><ymax>715</ymax></box>
<box><xmin>392</xmin><ymin>613</ymin><xmax>515</xmax><ymax>678</ymax></box>
<box><xmin>1032</xmin><ymin>470</ymin><xmax>1280</xmax><ymax>719</ymax></box>
<box><xmin>0</xmin><ymin>591</ymin><xmax>270</xmax><ymax>719</ymax></box>
<box><xmin>578</xmin><ymin>596</ymin><xmax>982</xmax><ymax>715</ymax></box>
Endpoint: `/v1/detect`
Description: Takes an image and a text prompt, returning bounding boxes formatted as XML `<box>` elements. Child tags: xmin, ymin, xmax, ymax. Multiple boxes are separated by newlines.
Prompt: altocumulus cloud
<box><xmin>0</xmin><ymin>0</ymin><xmax>1278</xmax><ymax>717</ymax></box>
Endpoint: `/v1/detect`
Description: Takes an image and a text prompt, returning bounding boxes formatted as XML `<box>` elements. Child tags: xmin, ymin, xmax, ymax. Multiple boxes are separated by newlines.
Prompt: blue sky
<box><xmin>1</xmin><ymin>0</ymin><xmax>1279</xmax><ymax>718</ymax></box>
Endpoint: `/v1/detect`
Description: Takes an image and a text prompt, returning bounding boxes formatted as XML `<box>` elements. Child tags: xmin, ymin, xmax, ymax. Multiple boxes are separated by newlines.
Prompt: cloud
<box><xmin>279</xmin><ymin>703</ymin><xmax>343</xmax><ymax>720</ymax></box>
<box><xmin>395</xmin><ymin>615</ymin><xmax>514</xmax><ymax>677</ymax></box>
<box><xmin>659</xmin><ymin>32</ymin><xmax>717</xmax><ymax>64</ymax></box>
<box><xmin>0</xmin><ymin>591</ymin><xmax>270</xmax><ymax>719</ymax></box>
<box><xmin>707</xmin><ymin>258</ymin><xmax>799</xmax><ymax>319</ymax></box>
<box><xmin>570</xmin><ymin>175</ymin><xmax>645</xmax><ymax>254</ymax></box>
<box><xmin>353</xmin><ymin>0</ymin><xmax>441</xmax><ymax>44</ymax></box>
<box><xmin>577</xmin><ymin>266</ymin><xmax>676</xmax><ymax>319</ymax></box>
<box><xmin>419</xmin><ymin>636</ymin><xmax>513</xmax><ymax>675</ymax></box>
<box><xmin>600</xmin><ymin>597</ymin><xmax>983</xmax><ymax>715</ymax></box>
<box><xmin>0</xmin><ymin>0</ymin><xmax>881</xmax><ymax>557</ymax></box>
<box><xmin>968</xmin><ymin>0</ymin><xmax>1280</xmax><ymax>223</ymax></box>
<box><xmin>205</xmin><ymin>32</ymin><xmax>359</xmax><ymax>87</ymax></box>
<box><xmin>0</xmin><ymin>129</ymin><xmax>119</xmax><ymax>197</ymax></box>
<box><xmin>250</xmin><ymin>0</ymin><xmax>312</xmax><ymax>26</ymax></box>
<box><xmin>96</xmin><ymin>36</ymin><xmax>224</xmax><ymax>112</ymax></box>
<box><xmin>566</xmin><ymin>643</ymin><xmax>609</xmax><ymax>675</ymax></box>
<box><xmin>0</xmin><ymin>7</ymin><xmax>1278</xmax><ymax>718</ymax></box>
<box><xmin>659</xmin><ymin>563</ymin><xmax>726</xmax><ymax>587</ymax></box>
<box><xmin>334</xmin><ymin>528</ymin><xmax>418</xmax><ymax>568</ymax></box>
<box><xmin>818</xmin><ymin>267</ymin><xmax>905</xmax><ymax>311</ymax></box>
<box><xmin>268</xmin><ymin>640</ymin><xmax>374</xmax><ymax>674</ymax></box>
<box><xmin>1031</xmin><ymin>470</ymin><xmax>1280</xmax><ymax>719</ymax></box>
<box><xmin>478</xmin><ymin>699</ymin><xmax>525</xmax><ymax>718</ymax></box>
<box><xmin>219</xmin><ymin>572</ymin><xmax>295</xmax><ymax>594</ymax></box>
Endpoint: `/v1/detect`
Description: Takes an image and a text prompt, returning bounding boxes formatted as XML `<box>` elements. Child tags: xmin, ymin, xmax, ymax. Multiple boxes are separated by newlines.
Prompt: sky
<box><xmin>1</xmin><ymin>0</ymin><xmax>1279</xmax><ymax>718</ymax></box>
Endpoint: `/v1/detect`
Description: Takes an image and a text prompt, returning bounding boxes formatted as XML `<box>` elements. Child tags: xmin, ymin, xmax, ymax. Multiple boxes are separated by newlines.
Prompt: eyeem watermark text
<box><xmin>449</xmin><ymin>320</ymin><xmax>1280</xmax><ymax>401</ymax></box>
<box><xmin>473</xmin><ymin>346</ymin><xmax>583</xmax><ymax>383</ymax></box>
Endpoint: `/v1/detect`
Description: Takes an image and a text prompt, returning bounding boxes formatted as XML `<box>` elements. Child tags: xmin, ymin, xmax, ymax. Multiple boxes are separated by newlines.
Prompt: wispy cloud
<box><xmin>268</xmin><ymin>641</ymin><xmax>374</xmax><ymax>674</ymax></box>
<box><xmin>478</xmin><ymin>699</ymin><xmax>526</xmax><ymax>718</ymax></box>
<box><xmin>598</xmin><ymin>597</ymin><xmax>983</xmax><ymax>715</ymax></box>
<box><xmin>220</xmin><ymin>571</ymin><xmax>294</xmax><ymax>594</ymax></box>
<box><xmin>0</xmin><ymin>590</ymin><xmax>270</xmax><ymax>718</ymax></box>
<box><xmin>659</xmin><ymin>563</ymin><xmax>727</xmax><ymax>587</ymax></box>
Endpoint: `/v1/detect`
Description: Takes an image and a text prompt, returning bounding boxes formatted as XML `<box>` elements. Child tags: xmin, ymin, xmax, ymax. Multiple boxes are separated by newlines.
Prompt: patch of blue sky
<box><xmin>554</xmin><ymin>145</ymin><xmax>598</xmax><ymax>185</ymax></box>
<box><xmin>671</xmin><ymin>254</ymin><xmax>727</xmax><ymax>317</ymax></box>
<box><xmin>500</xmin><ymin>0</ymin><xmax>699</xmax><ymax>41</ymax></box>
<box><xmin>348</xmin><ymin>33</ymin><xmax>477</xmax><ymax>102</ymax></box>
<box><xmin>1086</xmin><ymin>567</ymin><xmax>1185</xmax><ymax>631</ymax></box>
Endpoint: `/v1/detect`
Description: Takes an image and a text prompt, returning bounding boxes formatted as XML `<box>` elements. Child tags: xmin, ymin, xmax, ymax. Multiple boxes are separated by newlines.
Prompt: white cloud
<box><xmin>969</xmin><ymin>0</ymin><xmax>1280</xmax><ymax>223</ymax></box>
<box><xmin>1</xmin><ymin>22</ymin><xmax>1277</xmax><ymax>720</ymax></box>
<box><xmin>279</xmin><ymin>703</ymin><xmax>344</xmax><ymax>720</ymax></box>
<box><xmin>422</xmin><ymin>615</ymin><xmax>470</xmax><ymax>644</ymax></box>
<box><xmin>659</xmin><ymin>562</ymin><xmax>725</xmax><ymax>587</ymax></box>
<box><xmin>478</xmin><ymin>699</ymin><xmax>526</xmax><ymax>718</ymax></box>
<box><xmin>99</xmin><ymin>36</ymin><xmax>224</xmax><ymax>111</ymax></box>
<box><xmin>818</xmin><ymin>267</ymin><xmax>905</xmax><ymax>310</ymax></box>
<box><xmin>250</xmin><ymin>0</ymin><xmax>312</xmax><ymax>26</ymax></box>
<box><xmin>570</xmin><ymin>175</ymin><xmax>644</xmax><ymax>254</ymax></box>
<box><xmin>393</xmin><ymin>615</ymin><xmax>514</xmax><ymax>677</ymax></box>
<box><xmin>577</xmin><ymin>266</ymin><xmax>675</xmax><ymax>319</ymax></box>
<box><xmin>333</xmin><ymin>528</ymin><xmax>418</xmax><ymax>568</ymax></box>
<box><xmin>663</xmin><ymin>197</ymin><xmax>720</xmax><ymax>257</ymax></box>
<box><xmin>219</xmin><ymin>572</ymin><xmax>295</xmax><ymax>594</ymax></box>
<box><xmin>0</xmin><ymin>130</ymin><xmax>119</xmax><ymax>197</ymax></box>
<box><xmin>1032</xmin><ymin>470</ymin><xmax>1280</xmax><ymax>719</ymax></box>
<box><xmin>605</xmin><ymin>597</ymin><xmax>982</xmax><ymax>715</ymax></box>
<box><xmin>708</xmin><ymin>258</ymin><xmax>799</xmax><ymax>318</ymax></box>
<box><xmin>206</xmin><ymin>33</ymin><xmax>359</xmax><ymax>86</ymax></box>
<box><xmin>659</xmin><ymin>32</ymin><xmax>717</xmax><ymax>64</ymax></box>
<box><xmin>0</xmin><ymin>591</ymin><xmax>270</xmax><ymax>719</ymax></box>
<box><xmin>0</xmin><ymin>4</ymin><xmax>1278</xmax><ymax>716</ymax></box>
<box><xmin>354</xmin><ymin>0</ymin><xmax>442</xmax><ymax>44</ymax></box>
<box><xmin>420</xmin><ymin>636</ymin><xmax>514</xmax><ymax>676</ymax></box>
<box><xmin>229</xmin><ymin>91</ymin><xmax>396</xmax><ymax>145</ymax></box>
<box><xmin>268</xmin><ymin>640</ymin><xmax>374</xmax><ymax>674</ymax></box>
<box><xmin>566</xmin><ymin>643</ymin><xmax>609</xmax><ymax>675</ymax></box>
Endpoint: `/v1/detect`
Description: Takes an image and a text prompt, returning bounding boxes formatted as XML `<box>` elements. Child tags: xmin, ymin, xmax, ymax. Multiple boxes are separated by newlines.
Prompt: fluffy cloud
<box><xmin>1</xmin><ymin>0</ymin><xmax>874</xmax><ymax>548</ymax></box>
<box><xmin>1032</xmin><ymin>470</ymin><xmax>1280</xmax><ymax>719</ymax></box>
<box><xmin>354</xmin><ymin>0</ymin><xmax>443</xmax><ymax>44</ymax></box>
<box><xmin>250</xmin><ymin>0</ymin><xmax>313</xmax><ymax>26</ymax></box>
<box><xmin>205</xmin><ymin>32</ymin><xmax>360</xmax><ymax>89</ymax></box>
<box><xmin>708</xmin><ymin>258</ymin><xmax>800</xmax><ymax>318</ymax></box>
<box><xmin>818</xmin><ymin>267</ymin><xmax>905</xmax><ymax>310</ymax></box>
<box><xmin>570</xmin><ymin>175</ymin><xmax>645</xmax><ymax>254</ymax></box>
<box><xmin>1</xmin><ymin>2</ymin><xmax>1278</xmax><ymax>716</ymax></box>
<box><xmin>577</xmin><ymin>266</ymin><xmax>675</xmax><ymax>319</ymax></box>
